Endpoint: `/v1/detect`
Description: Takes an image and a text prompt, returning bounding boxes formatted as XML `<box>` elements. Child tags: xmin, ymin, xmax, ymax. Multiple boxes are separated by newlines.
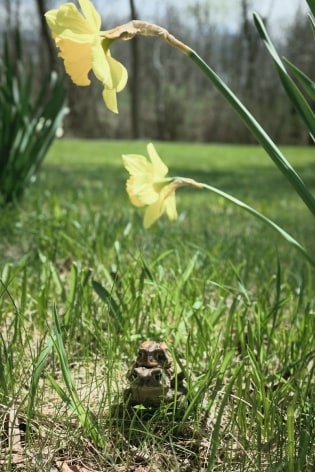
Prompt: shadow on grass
<box><xmin>40</xmin><ymin>161</ymin><xmax>315</xmax><ymax>204</ymax></box>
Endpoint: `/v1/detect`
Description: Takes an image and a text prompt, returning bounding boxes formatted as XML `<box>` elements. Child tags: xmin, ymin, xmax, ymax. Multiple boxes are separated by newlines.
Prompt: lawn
<box><xmin>0</xmin><ymin>139</ymin><xmax>314</xmax><ymax>471</ymax></box>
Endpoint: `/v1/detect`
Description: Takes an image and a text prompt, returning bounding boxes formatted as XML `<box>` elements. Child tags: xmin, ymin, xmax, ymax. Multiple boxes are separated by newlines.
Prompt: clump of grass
<box><xmin>0</xmin><ymin>30</ymin><xmax>66</xmax><ymax>204</ymax></box>
<box><xmin>0</xmin><ymin>141</ymin><xmax>314</xmax><ymax>470</ymax></box>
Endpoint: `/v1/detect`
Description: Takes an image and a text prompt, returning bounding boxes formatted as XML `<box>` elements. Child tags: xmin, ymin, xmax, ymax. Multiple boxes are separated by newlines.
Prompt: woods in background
<box><xmin>1</xmin><ymin>0</ymin><xmax>314</xmax><ymax>144</ymax></box>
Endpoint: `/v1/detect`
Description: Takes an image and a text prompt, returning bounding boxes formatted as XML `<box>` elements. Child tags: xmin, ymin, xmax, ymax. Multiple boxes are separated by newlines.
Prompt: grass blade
<box><xmin>207</xmin><ymin>365</ymin><xmax>243</xmax><ymax>470</ymax></box>
<box><xmin>27</xmin><ymin>338</ymin><xmax>53</xmax><ymax>421</ymax></box>
<box><xmin>92</xmin><ymin>279</ymin><xmax>123</xmax><ymax>328</ymax></box>
<box><xmin>49</xmin><ymin>305</ymin><xmax>105</xmax><ymax>449</ymax></box>
<box><xmin>287</xmin><ymin>403</ymin><xmax>295</xmax><ymax>472</ymax></box>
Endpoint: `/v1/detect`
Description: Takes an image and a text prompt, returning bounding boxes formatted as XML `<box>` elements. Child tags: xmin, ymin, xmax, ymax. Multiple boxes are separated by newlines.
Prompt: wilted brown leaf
<box><xmin>55</xmin><ymin>460</ymin><xmax>93</xmax><ymax>472</ymax></box>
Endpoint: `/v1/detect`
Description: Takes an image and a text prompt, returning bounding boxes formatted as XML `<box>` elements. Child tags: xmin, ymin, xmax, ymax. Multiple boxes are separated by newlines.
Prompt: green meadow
<box><xmin>1</xmin><ymin>140</ymin><xmax>314</xmax><ymax>471</ymax></box>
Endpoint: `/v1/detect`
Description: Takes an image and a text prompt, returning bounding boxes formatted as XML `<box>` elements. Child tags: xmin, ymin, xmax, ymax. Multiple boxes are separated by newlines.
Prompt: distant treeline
<box><xmin>2</xmin><ymin>0</ymin><xmax>314</xmax><ymax>144</ymax></box>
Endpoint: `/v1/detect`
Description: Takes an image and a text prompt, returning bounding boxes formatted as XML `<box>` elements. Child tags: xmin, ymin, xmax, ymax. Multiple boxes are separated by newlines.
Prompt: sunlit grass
<box><xmin>0</xmin><ymin>140</ymin><xmax>314</xmax><ymax>470</ymax></box>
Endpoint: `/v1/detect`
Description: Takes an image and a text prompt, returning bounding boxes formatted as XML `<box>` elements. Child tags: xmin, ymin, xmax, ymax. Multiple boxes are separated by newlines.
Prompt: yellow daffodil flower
<box><xmin>122</xmin><ymin>143</ymin><xmax>202</xmax><ymax>228</ymax></box>
<box><xmin>45</xmin><ymin>0</ymin><xmax>128</xmax><ymax>113</ymax></box>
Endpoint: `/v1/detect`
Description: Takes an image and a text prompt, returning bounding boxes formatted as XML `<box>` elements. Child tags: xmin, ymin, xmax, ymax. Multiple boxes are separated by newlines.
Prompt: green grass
<box><xmin>0</xmin><ymin>140</ymin><xmax>314</xmax><ymax>471</ymax></box>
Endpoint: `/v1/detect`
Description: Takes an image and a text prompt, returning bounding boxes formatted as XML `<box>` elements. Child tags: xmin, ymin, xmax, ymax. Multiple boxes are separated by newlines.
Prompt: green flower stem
<box><xmin>187</xmin><ymin>49</ymin><xmax>315</xmax><ymax>218</ymax></box>
<box><xmin>199</xmin><ymin>181</ymin><xmax>315</xmax><ymax>269</ymax></box>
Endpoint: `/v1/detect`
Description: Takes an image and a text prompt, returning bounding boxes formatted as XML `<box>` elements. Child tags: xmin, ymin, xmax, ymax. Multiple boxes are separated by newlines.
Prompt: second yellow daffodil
<box><xmin>45</xmin><ymin>0</ymin><xmax>128</xmax><ymax>113</ymax></box>
<box><xmin>123</xmin><ymin>143</ymin><xmax>202</xmax><ymax>228</ymax></box>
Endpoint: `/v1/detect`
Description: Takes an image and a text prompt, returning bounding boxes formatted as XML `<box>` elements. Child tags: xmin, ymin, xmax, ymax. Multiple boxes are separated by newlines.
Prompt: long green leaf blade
<box><xmin>253</xmin><ymin>13</ymin><xmax>315</xmax><ymax>141</ymax></box>
<box><xmin>188</xmin><ymin>50</ymin><xmax>315</xmax><ymax>217</ymax></box>
<box><xmin>201</xmin><ymin>182</ymin><xmax>315</xmax><ymax>269</ymax></box>
<box><xmin>283</xmin><ymin>58</ymin><xmax>315</xmax><ymax>102</ymax></box>
<box><xmin>305</xmin><ymin>0</ymin><xmax>315</xmax><ymax>18</ymax></box>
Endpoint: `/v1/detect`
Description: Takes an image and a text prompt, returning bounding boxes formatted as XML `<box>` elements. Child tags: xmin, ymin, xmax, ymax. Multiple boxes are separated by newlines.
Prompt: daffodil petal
<box><xmin>90</xmin><ymin>42</ymin><xmax>127</xmax><ymax>112</ymax></box>
<box><xmin>101</xmin><ymin>89</ymin><xmax>117</xmax><ymax>113</ymax></box>
<box><xmin>56</xmin><ymin>38</ymin><xmax>92</xmax><ymax>85</ymax></box>
<box><xmin>142</xmin><ymin>184</ymin><xmax>178</xmax><ymax>227</ymax></box>
<box><xmin>91</xmin><ymin>43</ymin><xmax>128</xmax><ymax>91</ymax></box>
<box><xmin>147</xmin><ymin>143</ymin><xmax>168</xmax><ymax>178</ymax></box>
<box><xmin>125</xmin><ymin>170</ymin><xmax>159</xmax><ymax>205</ymax></box>
<box><xmin>122</xmin><ymin>155</ymin><xmax>151</xmax><ymax>175</ymax></box>
<box><xmin>143</xmin><ymin>199</ymin><xmax>165</xmax><ymax>228</ymax></box>
<box><xmin>45</xmin><ymin>8</ymin><xmax>59</xmax><ymax>29</ymax></box>
<box><xmin>45</xmin><ymin>3</ymin><xmax>94</xmax><ymax>39</ymax></box>
<box><xmin>130</xmin><ymin>179</ymin><xmax>159</xmax><ymax>205</ymax></box>
<box><xmin>164</xmin><ymin>191</ymin><xmax>178</xmax><ymax>221</ymax></box>
<box><xmin>91</xmin><ymin>40</ymin><xmax>112</xmax><ymax>87</ymax></box>
<box><xmin>78</xmin><ymin>0</ymin><xmax>101</xmax><ymax>31</ymax></box>
<box><xmin>126</xmin><ymin>177</ymin><xmax>144</xmax><ymax>207</ymax></box>
<box><xmin>105</xmin><ymin>52</ymin><xmax>128</xmax><ymax>92</ymax></box>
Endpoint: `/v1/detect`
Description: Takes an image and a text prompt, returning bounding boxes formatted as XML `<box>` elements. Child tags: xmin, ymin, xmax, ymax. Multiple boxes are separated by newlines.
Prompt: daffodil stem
<box><xmin>187</xmin><ymin>49</ymin><xmax>315</xmax><ymax>218</ymax></box>
<box><xmin>200</xmin><ymin>182</ymin><xmax>315</xmax><ymax>269</ymax></box>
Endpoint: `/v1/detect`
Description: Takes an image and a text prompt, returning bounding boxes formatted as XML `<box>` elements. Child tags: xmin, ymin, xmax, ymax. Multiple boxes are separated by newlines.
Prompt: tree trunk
<box><xmin>34</xmin><ymin>0</ymin><xmax>57</xmax><ymax>72</ymax></box>
<box><xmin>129</xmin><ymin>0</ymin><xmax>140</xmax><ymax>138</ymax></box>
<box><xmin>153</xmin><ymin>41</ymin><xmax>166</xmax><ymax>140</ymax></box>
